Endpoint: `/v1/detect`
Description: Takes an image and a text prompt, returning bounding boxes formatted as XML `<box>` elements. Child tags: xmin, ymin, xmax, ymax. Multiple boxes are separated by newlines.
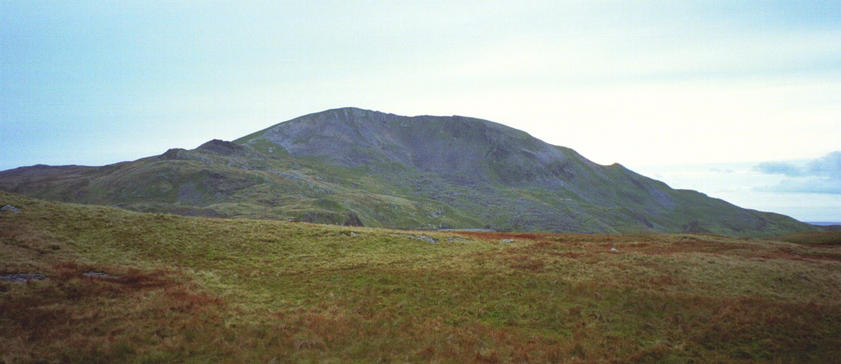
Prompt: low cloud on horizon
<box><xmin>631</xmin><ymin>152</ymin><xmax>840</xmax><ymax>221</ymax></box>
<box><xmin>755</xmin><ymin>151</ymin><xmax>841</xmax><ymax>194</ymax></box>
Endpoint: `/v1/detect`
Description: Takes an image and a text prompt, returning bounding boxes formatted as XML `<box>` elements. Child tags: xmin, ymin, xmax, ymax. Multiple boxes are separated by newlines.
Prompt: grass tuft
<box><xmin>1</xmin><ymin>190</ymin><xmax>840</xmax><ymax>362</ymax></box>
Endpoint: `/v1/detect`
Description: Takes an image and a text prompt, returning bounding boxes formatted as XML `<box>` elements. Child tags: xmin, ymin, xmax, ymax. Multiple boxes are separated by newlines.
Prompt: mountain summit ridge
<box><xmin>241</xmin><ymin>107</ymin><xmax>595</xmax><ymax>186</ymax></box>
<box><xmin>0</xmin><ymin>107</ymin><xmax>810</xmax><ymax>236</ymax></box>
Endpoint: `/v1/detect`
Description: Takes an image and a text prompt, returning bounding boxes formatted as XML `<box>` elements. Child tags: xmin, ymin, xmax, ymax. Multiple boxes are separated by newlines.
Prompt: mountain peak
<box><xmin>0</xmin><ymin>108</ymin><xmax>812</xmax><ymax>236</ymax></box>
<box><xmin>239</xmin><ymin>107</ymin><xmax>564</xmax><ymax>177</ymax></box>
<box><xmin>298</xmin><ymin>107</ymin><xmax>391</xmax><ymax>124</ymax></box>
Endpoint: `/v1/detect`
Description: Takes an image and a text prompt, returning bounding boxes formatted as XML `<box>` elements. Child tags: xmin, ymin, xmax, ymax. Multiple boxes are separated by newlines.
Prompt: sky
<box><xmin>1</xmin><ymin>1</ymin><xmax>839</xmax><ymax>221</ymax></box>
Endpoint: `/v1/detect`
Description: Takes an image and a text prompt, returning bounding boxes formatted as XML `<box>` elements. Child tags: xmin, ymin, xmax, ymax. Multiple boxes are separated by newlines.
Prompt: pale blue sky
<box><xmin>1</xmin><ymin>1</ymin><xmax>839</xmax><ymax>220</ymax></box>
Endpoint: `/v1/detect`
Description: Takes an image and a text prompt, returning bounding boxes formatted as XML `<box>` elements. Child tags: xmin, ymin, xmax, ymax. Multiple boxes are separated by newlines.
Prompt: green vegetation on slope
<box><xmin>2</xmin><ymin>191</ymin><xmax>840</xmax><ymax>362</ymax></box>
<box><xmin>0</xmin><ymin>107</ymin><xmax>814</xmax><ymax>236</ymax></box>
<box><xmin>779</xmin><ymin>230</ymin><xmax>841</xmax><ymax>245</ymax></box>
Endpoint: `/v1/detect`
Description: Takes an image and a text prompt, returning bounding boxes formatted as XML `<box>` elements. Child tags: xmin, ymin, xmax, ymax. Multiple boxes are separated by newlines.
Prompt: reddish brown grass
<box><xmin>0</xmin><ymin>261</ymin><xmax>226</xmax><ymax>362</ymax></box>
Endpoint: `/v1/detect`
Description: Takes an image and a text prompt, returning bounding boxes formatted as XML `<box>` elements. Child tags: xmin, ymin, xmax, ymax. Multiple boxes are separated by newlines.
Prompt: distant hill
<box><xmin>0</xmin><ymin>107</ymin><xmax>812</xmax><ymax>236</ymax></box>
<box><xmin>807</xmin><ymin>222</ymin><xmax>841</xmax><ymax>227</ymax></box>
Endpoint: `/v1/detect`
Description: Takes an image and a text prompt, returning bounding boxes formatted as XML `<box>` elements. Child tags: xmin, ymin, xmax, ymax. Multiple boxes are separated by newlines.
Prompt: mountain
<box><xmin>0</xmin><ymin>107</ymin><xmax>811</xmax><ymax>236</ymax></box>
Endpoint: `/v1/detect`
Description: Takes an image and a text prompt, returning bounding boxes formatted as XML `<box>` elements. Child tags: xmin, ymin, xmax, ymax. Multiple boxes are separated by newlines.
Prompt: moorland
<box><xmin>2</xmin><ymin>190</ymin><xmax>840</xmax><ymax>362</ymax></box>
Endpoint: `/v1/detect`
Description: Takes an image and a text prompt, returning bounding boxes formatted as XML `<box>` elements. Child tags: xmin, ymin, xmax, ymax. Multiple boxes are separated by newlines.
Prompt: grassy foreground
<box><xmin>1</xmin><ymin>191</ymin><xmax>840</xmax><ymax>363</ymax></box>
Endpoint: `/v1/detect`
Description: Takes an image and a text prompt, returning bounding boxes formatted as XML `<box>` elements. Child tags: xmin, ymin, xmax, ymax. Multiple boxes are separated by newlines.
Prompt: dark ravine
<box><xmin>0</xmin><ymin>107</ymin><xmax>812</xmax><ymax>236</ymax></box>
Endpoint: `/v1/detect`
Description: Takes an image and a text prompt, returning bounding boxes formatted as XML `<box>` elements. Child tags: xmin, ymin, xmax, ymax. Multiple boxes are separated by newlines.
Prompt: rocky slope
<box><xmin>0</xmin><ymin>107</ymin><xmax>811</xmax><ymax>236</ymax></box>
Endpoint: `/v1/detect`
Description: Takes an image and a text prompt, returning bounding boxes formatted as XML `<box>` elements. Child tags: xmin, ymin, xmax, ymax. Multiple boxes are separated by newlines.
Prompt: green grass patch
<box><xmin>1</xmin><ymin>191</ymin><xmax>840</xmax><ymax>362</ymax></box>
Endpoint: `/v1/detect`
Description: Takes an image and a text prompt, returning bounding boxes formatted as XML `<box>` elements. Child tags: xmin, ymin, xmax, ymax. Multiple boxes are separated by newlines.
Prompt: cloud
<box><xmin>757</xmin><ymin>151</ymin><xmax>841</xmax><ymax>177</ymax></box>
<box><xmin>807</xmin><ymin>151</ymin><xmax>841</xmax><ymax>177</ymax></box>
<box><xmin>755</xmin><ymin>151</ymin><xmax>841</xmax><ymax>194</ymax></box>
<box><xmin>709</xmin><ymin>167</ymin><xmax>735</xmax><ymax>174</ymax></box>
<box><xmin>756</xmin><ymin>162</ymin><xmax>806</xmax><ymax>176</ymax></box>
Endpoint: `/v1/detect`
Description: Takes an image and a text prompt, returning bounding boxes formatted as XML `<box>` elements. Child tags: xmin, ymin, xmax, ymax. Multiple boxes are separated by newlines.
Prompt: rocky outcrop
<box><xmin>197</xmin><ymin>139</ymin><xmax>245</xmax><ymax>156</ymax></box>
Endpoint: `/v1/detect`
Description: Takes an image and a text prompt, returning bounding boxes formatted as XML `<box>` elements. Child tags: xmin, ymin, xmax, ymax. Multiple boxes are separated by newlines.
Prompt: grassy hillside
<box><xmin>0</xmin><ymin>108</ymin><xmax>813</xmax><ymax>236</ymax></box>
<box><xmin>2</xmin><ymin>191</ymin><xmax>840</xmax><ymax>362</ymax></box>
<box><xmin>779</xmin><ymin>230</ymin><xmax>841</xmax><ymax>245</ymax></box>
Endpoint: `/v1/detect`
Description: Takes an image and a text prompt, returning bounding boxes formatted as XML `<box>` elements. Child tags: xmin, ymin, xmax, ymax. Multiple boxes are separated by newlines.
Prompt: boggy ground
<box><xmin>1</xmin><ymin>190</ymin><xmax>839</xmax><ymax>363</ymax></box>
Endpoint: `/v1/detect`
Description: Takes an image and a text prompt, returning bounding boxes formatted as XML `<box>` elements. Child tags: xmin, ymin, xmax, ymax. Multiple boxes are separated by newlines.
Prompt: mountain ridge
<box><xmin>0</xmin><ymin>107</ymin><xmax>812</xmax><ymax>236</ymax></box>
